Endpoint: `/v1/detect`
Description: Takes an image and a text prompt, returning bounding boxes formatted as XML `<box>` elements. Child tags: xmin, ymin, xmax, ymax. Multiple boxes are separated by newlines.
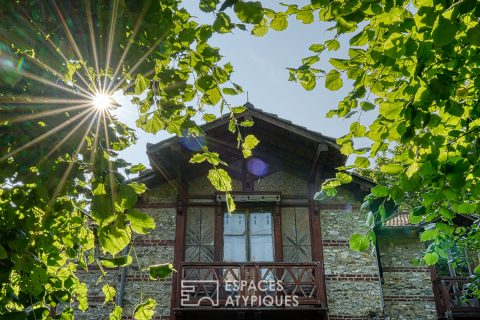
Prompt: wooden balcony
<box><xmin>173</xmin><ymin>262</ymin><xmax>327</xmax><ymax>320</ymax></box>
<box><xmin>433</xmin><ymin>277</ymin><xmax>480</xmax><ymax>318</ymax></box>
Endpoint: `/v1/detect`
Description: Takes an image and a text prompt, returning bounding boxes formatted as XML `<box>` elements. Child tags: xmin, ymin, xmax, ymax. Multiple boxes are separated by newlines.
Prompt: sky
<box><xmin>114</xmin><ymin>2</ymin><xmax>376</xmax><ymax>167</ymax></box>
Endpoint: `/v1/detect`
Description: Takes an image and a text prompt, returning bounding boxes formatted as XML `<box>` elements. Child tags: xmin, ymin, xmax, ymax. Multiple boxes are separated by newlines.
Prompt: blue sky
<box><xmin>114</xmin><ymin>2</ymin><xmax>376</xmax><ymax>167</ymax></box>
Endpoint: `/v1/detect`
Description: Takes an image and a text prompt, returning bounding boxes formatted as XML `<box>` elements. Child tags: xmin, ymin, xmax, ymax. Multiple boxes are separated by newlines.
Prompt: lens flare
<box><xmin>92</xmin><ymin>93</ymin><xmax>113</xmax><ymax>110</ymax></box>
<box><xmin>247</xmin><ymin>158</ymin><xmax>269</xmax><ymax>177</ymax></box>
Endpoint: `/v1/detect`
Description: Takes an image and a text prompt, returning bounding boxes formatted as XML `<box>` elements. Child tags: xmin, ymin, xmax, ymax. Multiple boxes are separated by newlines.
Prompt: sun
<box><xmin>92</xmin><ymin>93</ymin><xmax>113</xmax><ymax>110</ymax></box>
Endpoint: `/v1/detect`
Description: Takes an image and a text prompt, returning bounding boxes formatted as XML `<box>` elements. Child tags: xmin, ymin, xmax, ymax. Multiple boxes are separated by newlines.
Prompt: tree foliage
<box><xmin>2</xmin><ymin>0</ymin><xmax>480</xmax><ymax>318</ymax></box>
<box><xmin>258</xmin><ymin>0</ymin><xmax>480</xmax><ymax>293</ymax></box>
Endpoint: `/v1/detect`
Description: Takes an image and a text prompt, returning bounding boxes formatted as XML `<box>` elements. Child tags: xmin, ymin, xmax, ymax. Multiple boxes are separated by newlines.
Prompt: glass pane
<box><xmin>250</xmin><ymin>235</ymin><xmax>273</xmax><ymax>262</ymax></box>
<box><xmin>249</xmin><ymin>212</ymin><xmax>272</xmax><ymax>235</ymax></box>
<box><xmin>223</xmin><ymin>235</ymin><xmax>246</xmax><ymax>262</ymax></box>
<box><xmin>224</xmin><ymin>213</ymin><xmax>246</xmax><ymax>235</ymax></box>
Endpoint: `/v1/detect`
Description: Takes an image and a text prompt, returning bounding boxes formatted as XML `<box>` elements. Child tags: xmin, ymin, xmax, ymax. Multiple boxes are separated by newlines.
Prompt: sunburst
<box><xmin>0</xmin><ymin>0</ymin><xmax>154</xmax><ymax>207</ymax></box>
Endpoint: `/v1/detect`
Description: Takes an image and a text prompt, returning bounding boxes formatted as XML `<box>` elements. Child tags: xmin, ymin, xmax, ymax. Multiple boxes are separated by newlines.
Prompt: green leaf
<box><xmin>207</xmin><ymin>169</ymin><xmax>232</xmax><ymax>192</ymax></box>
<box><xmin>130</xmin><ymin>182</ymin><xmax>147</xmax><ymax>194</ymax></box>
<box><xmin>190</xmin><ymin>153</ymin><xmax>209</xmax><ymax>164</ymax></box>
<box><xmin>467</xmin><ymin>26</ymin><xmax>480</xmax><ymax>46</ymax></box>
<box><xmin>93</xmin><ymin>183</ymin><xmax>107</xmax><ymax>196</ymax></box>
<box><xmin>195</xmin><ymin>75</ymin><xmax>216</xmax><ymax>93</ymax></box>
<box><xmin>133</xmin><ymin>298</ymin><xmax>156</xmax><ymax>320</ymax></box>
<box><xmin>100</xmin><ymin>255</ymin><xmax>133</xmax><ymax>268</ymax></box>
<box><xmin>0</xmin><ymin>244</ymin><xmax>7</xmax><ymax>260</ymax></box>
<box><xmin>432</xmin><ymin>14</ymin><xmax>457</xmax><ymax>47</ymax></box>
<box><xmin>226</xmin><ymin>193</ymin><xmax>236</xmax><ymax>213</ymax></box>
<box><xmin>325</xmin><ymin>39</ymin><xmax>340</xmax><ymax>51</ymax></box>
<box><xmin>335</xmin><ymin>172</ymin><xmax>352</xmax><ymax>184</ymax></box>
<box><xmin>98</xmin><ymin>224</ymin><xmax>131</xmax><ymax>255</ymax></box>
<box><xmin>354</xmin><ymin>156</ymin><xmax>370</xmax><ymax>168</ymax></box>
<box><xmin>296</xmin><ymin>10</ymin><xmax>314</xmax><ymax>24</ymax></box>
<box><xmin>234</xmin><ymin>1</ymin><xmax>263</xmax><ymax>24</ymax></box>
<box><xmin>203</xmin><ymin>113</ymin><xmax>217</xmax><ymax>122</ymax></box>
<box><xmin>360</xmin><ymin>101</ymin><xmax>375</xmax><ymax>111</ymax></box>
<box><xmin>457</xmin><ymin>202</ymin><xmax>477</xmax><ymax>214</ymax></box>
<box><xmin>252</xmin><ymin>24</ymin><xmax>269</xmax><ymax>36</ymax></box>
<box><xmin>116</xmin><ymin>184</ymin><xmax>138</xmax><ymax>211</ymax></box>
<box><xmin>242</xmin><ymin>134</ymin><xmax>259</xmax><ymax>158</ymax></box>
<box><xmin>371</xmin><ymin>185</ymin><xmax>389</xmax><ymax>197</ymax></box>
<box><xmin>149</xmin><ymin>263</ymin><xmax>174</xmax><ymax>279</ymax></box>
<box><xmin>424</xmin><ymin>252</ymin><xmax>439</xmax><ymax>265</ymax></box>
<box><xmin>199</xmin><ymin>0</ymin><xmax>219</xmax><ymax>12</ymax></box>
<box><xmin>240</xmin><ymin>119</ymin><xmax>254</xmax><ymax>127</ymax></box>
<box><xmin>329</xmin><ymin>58</ymin><xmax>348</xmax><ymax>70</ymax></box>
<box><xmin>270</xmin><ymin>16</ymin><xmax>288</xmax><ymax>31</ymax></box>
<box><xmin>128</xmin><ymin>164</ymin><xmax>146</xmax><ymax>174</ymax></box>
<box><xmin>447</xmin><ymin>173</ymin><xmax>465</xmax><ymax>189</ymax></box>
<box><xmin>222</xmin><ymin>87</ymin><xmax>237</xmax><ymax>95</ymax></box>
<box><xmin>127</xmin><ymin>209</ymin><xmax>156</xmax><ymax>234</ymax></box>
<box><xmin>298</xmin><ymin>70</ymin><xmax>316</xmax><ymax>91</ymax></box>
<box><xmin>439</xmin><ymin>206</ymin><xmax>455</xmax><ymax>219</ymax></box>
<box><xmin>110</xmin><ymin>306</ymin><xmax>122</xmax><ymax>320</ymax></box>
<box><xmin>380</xmin><ymin>164</ymin><xmax>403</xmax><ymax>174</ymax></box>
<box><xmin>309</xmin><ymin>44</ymin><xmax>325</xmax><ymax>53</ymax></box>
<box><xmin>232</xmin><ymin>106</ymin><xmax>247</xmax><ymax>113</ymax></box>
<box><xmin>420</xmin><ymin>229</ymin><xmax>438</xmax><ymax>242</ymax></box>
<box><xmin>349</xmin><ymin>233</ymin><xmax>370</xmax><ymax>251</ymax></box>
<box><xmin>379</xmin><ymin>101</ymin><xmax>402</xmax><ymax>120</ymax></box>
<box><xmin>213</xmin><ymin>12</ymin><xmax>234</xmax><ymax>33</ymax></box>
<box><xmin>134</xmin><ymin>74</ymin><xmax>149</xmax><ymax>95</ymax></box>
<box><xmin>102</xmin><ymin>284</ymin><xmax>116</xmax><ymax>303</ymax></box>
<box><xmin>325</xmin><ymin>70</ymin><xmax>343</xmax><ymax>91</ymax></box>
<box><xmin>91</xmin><ymin>195</ymin><xmax>114</xmax><ymax>222</ymax></box>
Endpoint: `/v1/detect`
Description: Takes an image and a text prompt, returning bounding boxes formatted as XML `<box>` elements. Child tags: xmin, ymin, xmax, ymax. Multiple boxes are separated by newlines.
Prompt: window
<box><xmin>223</xmin><ymin>210</ymin><xmax>274</xmax><ymax>262</ymax></box>
<box><xmin>185</xmin><ymin>207</ymin><xmax>214</xmax><ymax>262</ymax></box>
<box><xmin>282</xmin><ymin>207</ymin><xmax>312</xmax><ymax>262</ymax></box>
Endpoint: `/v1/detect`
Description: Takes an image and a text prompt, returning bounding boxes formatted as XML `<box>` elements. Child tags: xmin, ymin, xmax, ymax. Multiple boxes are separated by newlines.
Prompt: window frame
<box><xmin>222</xmin><ymin>207</ymin><xmax>275</xmax><ymax>263</ymax></box>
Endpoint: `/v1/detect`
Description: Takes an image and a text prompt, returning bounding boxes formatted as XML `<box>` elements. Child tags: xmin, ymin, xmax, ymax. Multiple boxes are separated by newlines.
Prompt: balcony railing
<box><xmin>174</xmin><ymin>262</ymin><xmax>326</xmax><ymax>309</ymax></box>
<box><xmin>433</xmin><ymin>277</ymin><xmax>480</xmax><ymax>317</ymax></box>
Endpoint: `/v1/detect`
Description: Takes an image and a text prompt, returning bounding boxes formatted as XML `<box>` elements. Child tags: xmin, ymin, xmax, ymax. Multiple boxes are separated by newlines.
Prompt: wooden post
<box><xmin>273</xmin><ymin>202</ymin><xmax>283</xmax><ymax>262</ymax></box>
<box><xmin>308</xmin><ymin>182</ymin><xmax>327</xmax><ymax>307</ymax></box>
<box><xmin>214</xmin><ymin>199</ymin><xmax>223</xmax><ymax>261</ymax></box>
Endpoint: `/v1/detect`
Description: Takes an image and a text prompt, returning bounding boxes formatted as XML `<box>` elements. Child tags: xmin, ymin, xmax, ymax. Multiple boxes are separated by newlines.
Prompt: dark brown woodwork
<box><xmin>308</xmin><ymin>182</ymin><xmax>327</xmax><ymax>308</ymax></box>
<box><xmin>214</xmin><ymin>201</ymin><xmax>223</xmax><ymax>261</ymax></box>
<box><xmin>432</xmin><ymin>277</ymin><xmax>480</xmax><ymax>317</ymax></box>
<box><xmin>273</xmin><ymin>202</ymin><xmax>283</xmax><ymax>262</ymax></box>
<box><xmin>176</xmin><ymin>262</ymin><xmax>326</xmax><ymax>308</ymax></box>
<box><xmin>171</xmin><ymin>174</ymin><xmax>188</xmax><ymax>314</ymax></box>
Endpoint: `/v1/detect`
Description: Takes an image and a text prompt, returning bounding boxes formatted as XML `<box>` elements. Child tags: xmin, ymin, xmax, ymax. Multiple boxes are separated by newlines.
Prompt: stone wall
<box><xmin>378</xmin><ymin>232</ymin><xmax>437</xmax><ymax>320</ymax></box>
<box><xmin>75</xmin><ymin>183</ymin><xmax>177</xmax><ymax>319</ymax></box>
<box><xmin>320</xmin><ymin>188</ymin><xmax>384</xmax><ymax>319</ymax></box>
<box><xmin>122</xmin><ymin>183</ymin><xmax>177</xmax><ymax>318</ymax></box>
<box><xmin>253</xmin><ymin>170</ymin><xmax>308</xmax><ymax>195</ymax></box>
<box><xmin>74</xmin><ymin>267</ymin><xmax>118</xmax><ymax>319</ymax></box>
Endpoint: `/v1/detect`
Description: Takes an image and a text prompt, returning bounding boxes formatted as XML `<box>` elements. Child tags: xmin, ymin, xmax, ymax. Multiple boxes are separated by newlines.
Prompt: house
<box><xmin>78</xmin><ymin>103</ymin><xmax>479</xmax><ymax>319</ymax></box>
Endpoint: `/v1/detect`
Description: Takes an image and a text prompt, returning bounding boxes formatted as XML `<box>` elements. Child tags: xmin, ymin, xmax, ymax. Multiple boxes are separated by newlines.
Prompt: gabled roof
<box><xmin>146</xmin><ymin>103</ymin><xmax>339</xmax><ymax>154</ymax></box>
<box><xmin>142</xmin><ymin>103</ymin><xmax>348</xmax><ymax>187</ymax></box>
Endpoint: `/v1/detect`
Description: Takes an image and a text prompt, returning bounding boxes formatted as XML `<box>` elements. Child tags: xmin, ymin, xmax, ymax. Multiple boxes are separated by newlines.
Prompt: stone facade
<box><xmin>320</xmin><ymin>188</ymin><xmax>384</xmax><ymax>319</ymax></box>
<box><xmin>378</xmin><ymin>232</ymin><xmax>437</xmax><ymax>320</ymax></box>
<box><xmin>76</xmin><ymin>171</ymin><xmax>439</xmax><ymax>320</ymax></box>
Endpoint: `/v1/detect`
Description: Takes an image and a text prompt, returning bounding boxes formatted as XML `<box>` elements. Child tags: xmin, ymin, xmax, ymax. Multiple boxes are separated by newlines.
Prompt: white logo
<box><xmin>181</xmin><ymin>280</ymin><xmax>220</xmax><ymax>307</ymax></box>
<box><xmin>180</xmin><ymin>279</ymin><xmax>299</xmax><ymax>307</ymax></box>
